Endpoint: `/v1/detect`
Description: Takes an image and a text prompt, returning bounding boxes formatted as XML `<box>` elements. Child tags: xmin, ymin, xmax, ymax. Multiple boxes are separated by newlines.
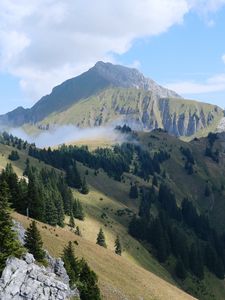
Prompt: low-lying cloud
<box><xmin>9</xmin><ymin>125</ymin><xmax>125</xmax><ymax>148</ymax></box>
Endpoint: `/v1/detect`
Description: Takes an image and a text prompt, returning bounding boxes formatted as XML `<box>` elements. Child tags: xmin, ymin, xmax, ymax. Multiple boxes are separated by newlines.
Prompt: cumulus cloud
<box><xmin>165</xmin><ymin>73</ymin><xmax>225</xmax><ymax>95</ymax></box>
<box><xmin>1</xmin><ymin>0</ymin><xmax>225</xmax><ymax>106</ymax></box>
<box><xmin>0</xmin><ymin>0</ymin><xmax>190</xmax><ymax>103</ymax></box>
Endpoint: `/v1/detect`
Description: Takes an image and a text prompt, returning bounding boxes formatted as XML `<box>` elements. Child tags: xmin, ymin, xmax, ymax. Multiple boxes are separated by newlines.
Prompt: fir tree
<box><xmin>69</xmin><ymin>211</ymin><xmax>75</xmax><ymax>228</ymax></box>
<box><xmin>175</xmin><ymin>258</ymin><xmax>187</xmax><ymax>280</ymax></box>
<box><xmin>152</xmin><ymin>174</ymin><xmax>158</xmax><ymax>187</ymax></box>
<box><xmin>75</xmin><ymin>226</ymin><xmax>82</xmax><ymax>236</ymax></box>
<box><xmin>80</xmin><ymin>177</ymin><xmax>89</xmax><ymax>195</ymax></box>
<box><xmin>73</xmin><ymin>199</ymin><xmax>85</xmax><ymax>220</ymax></box>
<box><xmin>24</xmin><ymin>221</ymin><xmax>45</xmax><ymax>263</ymax></box>
<box><xmin>66</xmin><ymin>162</ymin><xmax>82</xmax><ymax>189</ymax></box>
<box><xmin>79</xmin><ymin>259</ymin><xmax>101</xmax><ymax>300</ymax></box>
<box><xmin>96</xmin><ymin>228</ymin><xmax>107</xmax><ymax>248</ymax></box>
<box><xmin>23</xmin><ymin>158</ymin><xmax>30</xmax><ymax>176</ymax></box>
<box><xmin>8</xmin><ymin>150</ymin><xmax>20</xmax><ymax>161</ymax></box>
<box><xmin>114</xmin><ymin>235</ymin><xmax>122</xmax><ymax>255</ymax></box>
<box><xmin>129</xmin><ymin>184</ymin><xmax>138</xmax><ymax>199</ymax></box>
<box><xmin>62</xmin><ymin>241</ymin><xmax>80</xmax><ymax>285</ymax></box>
<box><xmin>0</xmin><ymin>180</ymin><xmax>24</xmax><ymax>273</ymax></box>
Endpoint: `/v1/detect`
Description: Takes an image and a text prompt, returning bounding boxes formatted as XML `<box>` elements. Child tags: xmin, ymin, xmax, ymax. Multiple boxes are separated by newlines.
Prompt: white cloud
<box><xmin>0</xmin><ymin>0</ymin><xmax>190</xmax><ymax>103</ymax></box>
<box><xmin>0</xmin><ymin>0</ymin><xmax>225</xmax><ymax>106</ymax></box>
<box><xmin>165</xmin><ymin>73</ymin><xmax>225</xmax><ymax>94</ymax></box>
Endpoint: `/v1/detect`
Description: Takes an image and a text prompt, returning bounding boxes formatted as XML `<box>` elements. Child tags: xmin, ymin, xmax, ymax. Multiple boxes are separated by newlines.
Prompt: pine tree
<box><xmin>152</xmin><ymin>174</ymin><xmax>158</xmax><ymax>187</ymax></box>
<box><xmin>81</xmin><ymin>177</ymin><xmax>89</xmax><ymax>195</ymax></box>
<box><xmin>24</xmin><ymin>221</ymin><xmax>45</xmax><ymax>263</ymax></box>
<box><xmin>75</xmin><ymin>226</ymin><xmax>82</xmax><ymax>236</ymax></box>
<box><xmin>175</xmin><ymin>258</ymin><xmax>187</xmax><ymax>280</ymax></box>
<box><xmin>45</xmin><ymin>194</ymin><xmax>58</xmax><ymax>226</ymax></box>
<box><xmin>62</xmin><ymin>241</ymin><xmax>80</xmax><ymax>285</ymax></box>
<box><xmin>27</xmin><ymin>172</ymin><xmax>45</xmax><ymax>220</ymax></box>
<box><xmin>66</xmin><ymin>162</ymin><xmax>82</xmax><ymax>189</ymax></box>
<box><xmin>23</xmin><ymin>158</ymin><xmax>30</xmax><ymax>176</ymax></box>
<box><xmin>0</xmin><ymin>180</ymin><xmax>24</xmax><ymax>273</ymax></box>
<box><xmin>129</xmin><ymin>184</ymin><xmax>138</xmax><ymax>199</ymax></box>
<box><xmin>79</xmin><ymin>259</ymin><xmax>101</xmax><ymax>300</ymax></box>
<box><xmin>96</xmin><ymin>228</ymin><xmax>107</xmax><ymax>248</ymax></box>
<box><xmin>73</xmin><ymin>199</ymin><xmax>85</xmax><ymax>220</ymax></box>
<box><xmin>114</xmin><ymin>235</ymin><xmax>122</xmax><ymax>255</ymax></box>
<box><xmin>69</xmin><ymin>211</ymin><xmax>75</xmax><ymax>228</ymax></box>
<box><xmin>8</xmin><ymin>150</ymin><xmax>20</xmax><ymax>161</ymax></box>
<box><xmin>189</xmin><ymin>243</ymin><xmax>204</xmax><ymax>279</ymax></box>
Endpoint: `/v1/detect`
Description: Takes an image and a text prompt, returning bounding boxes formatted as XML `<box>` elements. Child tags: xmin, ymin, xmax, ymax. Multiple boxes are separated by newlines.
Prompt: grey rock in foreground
<box><xmin>0</xmin><ymin>253</ymin><xmax>79</xmax><ymax>300</ymax></box>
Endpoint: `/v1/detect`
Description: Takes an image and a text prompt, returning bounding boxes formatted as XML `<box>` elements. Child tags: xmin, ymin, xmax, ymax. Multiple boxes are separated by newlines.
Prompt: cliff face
<box><xmin>158</xmin><ymin>98</ymin><xmax>222</xmax><ymax>137</ymax></box>
<box><xmin>37</xmin><ymin>87</ymin><xmax>223</xmax><ymax>138</ymax></box>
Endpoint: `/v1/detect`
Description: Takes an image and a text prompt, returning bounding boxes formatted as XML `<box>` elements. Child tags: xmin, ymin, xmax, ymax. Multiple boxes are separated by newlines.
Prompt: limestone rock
<box><xmin>0</xmin><ymin>253</ymin><xmax>79</xmax><ymax>300</ymax></box>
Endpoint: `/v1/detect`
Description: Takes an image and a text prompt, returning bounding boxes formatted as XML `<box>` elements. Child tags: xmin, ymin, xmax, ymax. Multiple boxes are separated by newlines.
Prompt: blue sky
<box><xmin>0</xmin><ymin>0</ymin><xmax>225</xmax><ymax>114</ymax></box>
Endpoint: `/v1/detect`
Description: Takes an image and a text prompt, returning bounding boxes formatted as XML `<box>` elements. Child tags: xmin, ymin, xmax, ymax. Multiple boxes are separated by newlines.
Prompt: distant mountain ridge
<box><xmin>0</xmin><ymin>61</ymin><xmax>223</xmax><ymax>138</ymax></box>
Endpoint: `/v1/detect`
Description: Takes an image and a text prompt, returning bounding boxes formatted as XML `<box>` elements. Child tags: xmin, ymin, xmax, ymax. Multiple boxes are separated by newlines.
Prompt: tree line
<box><xmin>129</xmin><ymin>183</ymin><xmax>225</xmax><ymax>280</ymax></box>
<box><xmin>1</xmin><ymin>162</ymin><xmax>84</xmax><ymax>227</ymax></box>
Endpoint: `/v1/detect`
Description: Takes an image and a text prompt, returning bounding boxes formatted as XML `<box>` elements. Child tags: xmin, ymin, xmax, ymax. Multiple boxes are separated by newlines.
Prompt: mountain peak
<box><xmin>0</xmin><ymin>61</ymin><xmax>180</xmax><ymax>127</ymax></box>
<box><xmin>91</xmin><ymin>61</ymin><xmax>180</xmax><ymax>98</ymax></box>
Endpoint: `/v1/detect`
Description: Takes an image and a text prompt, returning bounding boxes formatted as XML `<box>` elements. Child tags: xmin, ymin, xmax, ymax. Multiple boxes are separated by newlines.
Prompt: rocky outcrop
<box><xmin>217</xmin><ymin>117</ymin><xmax>225</xmax><ymax>132</ymax></box>
<box><xmin>0</xmin><ymin>253</ymin><xmax>79</xmax><ymax>300</ymax></box>
<box><xmin>1</xmin><ymin>221</ymin><xmax>79</xmax><ymax>300</ymax></box>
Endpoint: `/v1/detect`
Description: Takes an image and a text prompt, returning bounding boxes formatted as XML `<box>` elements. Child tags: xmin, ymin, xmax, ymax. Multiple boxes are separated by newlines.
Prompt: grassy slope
<box><xmin>2</xmin><ymin>131</ymin><xmax>225</xmax><ymax>299</ymax></box>
<box><xmin>0</xmin><ymin>142</ymin><xmax>195</xmax><ymax>299</ymax></box>
<box><xmin>13</xmin><ymin>212</ymin><xmax>196</xmax><ymax>300</ymax></box>
<box><xmin>35</xmin><ymin>88</ymin><xmax>223</xmax><ymax>140</ymax></box>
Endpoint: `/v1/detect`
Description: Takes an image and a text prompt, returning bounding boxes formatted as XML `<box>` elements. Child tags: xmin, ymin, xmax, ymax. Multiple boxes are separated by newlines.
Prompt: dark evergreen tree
<box><xmin>24</xmin><ymin>221</ymin><xmax>45</xmax><ymax>263</ymax></box>
<box><xmin>175</xmin><ymin>258</ymin><xmax>187</xmax><ymax>280</ymax></box>
<box><xmin>80</xmin><ymin>177</ymin><xmax>89</xmax><ymax>195</ymax></box>
<box><xmin>152</xmin><ymin>174</ymin><xmax>158</xmax><ymax>187</ymax></box>
<box><xmin>96</xmin><ymin>228</ymin><xmax>107</xmax><ymax>248</ymax></box>
<box><xmin>66</xmin><ymin>162</ymin><xmax>82</xmax><ymax>189</ymax></box>
<box><xmin>79</xmin><ymin>259</ymin><xmax>101</xmax><ymax>300</ymax></box>
<box><xmin>114</xmin><ymin>235</ymin><xmax>122</xmax><ymax>255</ymax></box>
<box><xmin>73</xmin><ymin>199</ymin><xmax>85</xmax><ymax>220</ymax></box>
<box><xmin>129</xmin><ymin>184</ymin><xmax>138</xmax><ymax>199</ymax></box>
<box><xmin>44</xmin><ymin>195</ymin><xmax>58</xmax><ymax>226</ymax></box>
<box><xmin>8</xmin><ymin>150</ymin><xmax>20</xmax><ymax>161</ymax></box>
<box><xmin>23</xmin><ymin>158</ymin><xmax>30</xmax><ymax>176</ymax></box>
<box><xmin>189</xmin><ymin>244</ymin><xmax>204</xmax><ymax>279</ymax></box>
<box><xmin>75</xmin><ymin>226</ymin><xmax>82</xmax><ymax>236</ymax></box>
<box><xmin>0</xmin><ymin>180</ymin><xmax>24</xmax><ymax>273</ymax></box>
<box><xmin>204</xmin><ymin>184</ymin><xmax>211</xmax><ymax>197</ymax></box>
<box><xmin>62</xmin><ymin>241</ymin><xmax>80</xmax><ymax>285</ymax></box>
<box><xmin>27</xmin><ymin>172</ymin><xmax>45</xmax><ymax>220</ymax></box>
<box><xmin>150</xmin><ymin>218</ymin><xmax>169</xmax><ymax>262</ymax></box>
<box><xmin>69</xmin><ymin>211</ymin><xmax>75</xmax><ymax>228</ymax></box>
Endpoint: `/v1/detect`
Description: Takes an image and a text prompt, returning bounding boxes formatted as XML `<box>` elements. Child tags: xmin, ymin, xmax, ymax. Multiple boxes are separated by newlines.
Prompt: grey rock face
<box><xmin>0</xmin><ymin>253</ymin><xmax>79</xmax><ymax>300</ymax></box>
<box><xmin>217</xmin><ymin>117</ymin><xmax>225</xmax><ymax>132</ymax></box>
<box><xmin>45</xmin><ymin>251</ymin><xmax>70</xmax><ymax>285</ymax></box>
<box><xmin>94</xmin><ymin>61</ymin><xmax>180</xmax><ymax>98</ymax></box>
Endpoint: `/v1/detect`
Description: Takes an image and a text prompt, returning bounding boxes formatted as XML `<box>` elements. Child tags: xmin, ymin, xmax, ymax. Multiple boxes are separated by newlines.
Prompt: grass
<box><xmin>1</xmin><ymin>131</ymin><xmax>225</xmax><ymax>299</ymax></box>
<box><xmin>13</xmin><ymin>212</ymin><xmax>196</xmax><ymax>300</ymax></box>
<box><xmin>37</xmin><ymin>87</ymin><xmax>223</xmax><ymax>141</ymax></box>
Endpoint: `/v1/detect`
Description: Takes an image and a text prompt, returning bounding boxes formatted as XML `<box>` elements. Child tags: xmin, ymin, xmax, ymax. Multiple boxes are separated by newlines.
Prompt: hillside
<box><xmin>0</xmin><ymin>62</ymin><xmax>223</xmax><ymax>138</ymax></box>
<box><xmin>0</xmin><ymin>141</ymin><xmax>195</xmax><ymax>300</ymax></box>
<box><xmin>1</xmin><ymin>131</ymin><xmax>225</xmax><ymax>299</ymax></box>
